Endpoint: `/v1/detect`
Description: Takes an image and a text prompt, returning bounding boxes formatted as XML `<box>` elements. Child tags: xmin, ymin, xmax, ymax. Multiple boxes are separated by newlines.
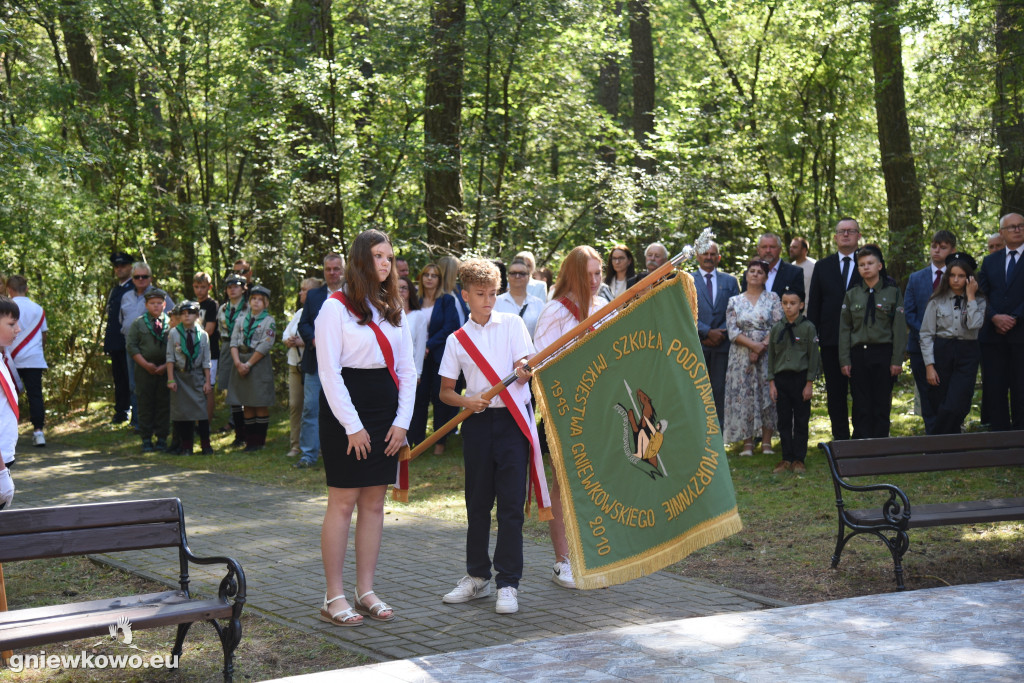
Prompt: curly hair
<box><xmin>458</xmin><ymin>259</ymin><xmax>501</xmax><ymax>290</ymax></box>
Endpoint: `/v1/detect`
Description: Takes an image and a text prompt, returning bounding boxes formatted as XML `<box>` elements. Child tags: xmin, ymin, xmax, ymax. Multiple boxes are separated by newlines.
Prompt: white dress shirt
<box><xmin>9</xmin><ymin>296</ymin><xmax>47</xmax><ymax>369</ymax></box>
<box><xmin>765</xmin><ymin>262</ymin><xmax>779</xmax><ymax>293</ymax></box>
<box><xmin>494</xmin><ymin>291</ymin><xmax>545</xmax><ymax>338</ymax></box>
<box><xmin>408</xmin><ymin>303</ymin><xmax>432</xmax><ymax>377</ymax></box>
<box><xmin>315</xmin><ymin>297</ymin><xmax>416</xmax><ymax>434</ymax></box>
<box><xmin>533</xmin><ymin>296</ymin><xmax>610</xmax><ymax>353</ymax></box>
<box><xmin>0</xmin><ymin>351</ymin><xmax>18</xmax><ymax>464</ymax></box>
<box><xmin>438</xmin><ymin>312</ymin><xmax>535</xmax><ymax>409</ymax></box>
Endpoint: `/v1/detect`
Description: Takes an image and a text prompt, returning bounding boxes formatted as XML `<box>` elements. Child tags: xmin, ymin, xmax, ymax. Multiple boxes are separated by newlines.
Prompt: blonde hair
<box><xmin>514</xmin><ymin>251</ymin><xmax>537</xmax><ymax>273</ymax></box>
<box><xmin>437</xmin><ymin>255</ymin><xmax>460</xmax><ymax>296</ymax></box>
<box><xmin>551</xmin><ymin>246</ymin><xmax>602</xmax><ymax>321</ymax></box>
<box><xmin>300</xmin><ymin>277</ymin><xmax>323</xmax><ymax>290</ymax></box>
<box><xmin>458</xmin><ymin>259</ymin><xmax>500</xmax><ymax>289</ymax></box>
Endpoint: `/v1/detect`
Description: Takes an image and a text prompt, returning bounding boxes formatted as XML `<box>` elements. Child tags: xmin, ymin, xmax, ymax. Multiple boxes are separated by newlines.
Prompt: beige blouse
<box><xmin>919</xmin><ymin>292</ymin><xmax>985</xmax><ymax>366</ymax></box>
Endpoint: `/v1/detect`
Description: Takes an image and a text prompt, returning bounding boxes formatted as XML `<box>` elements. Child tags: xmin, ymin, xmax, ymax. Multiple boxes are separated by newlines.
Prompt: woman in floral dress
<box><xmin>724</xmin><ymin>259</ymin><xmax>783</xmax><ymax>455</ymax></box>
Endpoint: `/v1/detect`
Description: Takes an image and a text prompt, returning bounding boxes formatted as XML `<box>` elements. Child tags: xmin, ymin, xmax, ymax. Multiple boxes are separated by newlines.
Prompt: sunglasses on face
<box><xmin>133</xmin><ymin>274</ymin><xmax>151</xmax><ymax>280</ymax></box>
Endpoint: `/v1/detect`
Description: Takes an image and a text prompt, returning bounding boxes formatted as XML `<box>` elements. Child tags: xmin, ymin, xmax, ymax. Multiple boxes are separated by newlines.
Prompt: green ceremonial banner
<box><xmin>534</xmin><ymin>273</ymin><xmax>742</xmax><ymax>589</ymax></box>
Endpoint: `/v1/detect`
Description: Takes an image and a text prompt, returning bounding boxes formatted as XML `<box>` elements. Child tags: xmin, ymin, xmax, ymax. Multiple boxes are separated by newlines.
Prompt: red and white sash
<box><xmin>454</xmin><ymin>327</ymin><xmax>552</xmax><ymax>519</ymax></box>
<box><xmin>330</xmin><ymin>292</ymin><xmax>409</xmax><ymax>500</ymax></box>
<box><xmin>558</xmin><ymin>297</ymin><xmax>594</xmax><ymax>332</ymax></box>
<box><xmin>0</xmin><ymin>353</ymin><xmax>18</xmax><ymax>422</ymax></box>
<box><xmin>8</xmin><ymin>309</ymin><xmax>43</xmax><ymax>393</ymax></box>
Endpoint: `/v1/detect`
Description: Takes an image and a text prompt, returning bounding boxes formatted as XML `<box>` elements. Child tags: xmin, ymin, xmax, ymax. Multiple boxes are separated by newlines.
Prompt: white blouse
<box><xmin>533</xmin><ymin>296</ymin><xmax>611</xmax><ymax>352</ymax></box>
<box><xmin>494</xmin><ymin>291</ymin><xmax>546</xmax><ymax>338</ymax></box>
<box><xmin>315</xmin><ymin>297</ymin><xmax>417</xmax><ymax>434</ymax></box>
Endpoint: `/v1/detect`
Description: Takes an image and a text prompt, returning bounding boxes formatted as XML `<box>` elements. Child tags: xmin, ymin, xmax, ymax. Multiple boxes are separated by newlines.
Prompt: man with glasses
<box><xmin>808</xmin><ymin>218</ymin><xmax>862</xmax><ymax>440</ymax></box>
<box><xmin>120</xmin><ymin>263</ymin><xmax>175</xmax><ymax>432</ymax></box>
<box><xmin>977</xmin><ymin>213</ymin><xmax>1024</xmax><ymax>430</ymax></box>
<box><xmin>104</xmin><ymin>252</ymin><xmax>135</xmax><ymax>424</ymax></box>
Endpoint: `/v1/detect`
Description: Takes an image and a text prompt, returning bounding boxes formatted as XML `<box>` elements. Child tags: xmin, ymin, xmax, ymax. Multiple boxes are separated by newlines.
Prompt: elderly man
<box><xmin>741</xmin><ymin>233</ymin><xmax>805</xmax><ymax>300</ymax></box>
<box><xmin>808</xmin><ymin>218</ymin><xmax>862</xmax><ymax>440</ymax></box>
<box><xmin>627</xmin><ymin>242</ymin><xmax>670</xmax><ymax>286</ymax></box>
<box><xmin>977</xmin><ymin>213</ymin><xmax>1024</xmax><ymax>431</ymax></box>
<box><xmin>294</xmin><ymin>253</ymin><xmax>345</xmax><ymax>468</ymax></box>
<box><xmin>120</xmin><ymin>263</ymin><xmax>175</xmax><ymax>432</ymax></box>
<box><xmin>789</xmin><ymin>237</ymin><xmax>816</xmax><ymax>298</ymax></box>
<box><xmin>104</xmin><ymin>252</ymin><xmax>135</xmax><ymax>424</ymax></box>
<box><xmin>692</xmin><ymin>242</ymin><xmax>739</xmax><ymax>424</ymax></box>
<box><xmin>988</xmin><ymin>233</ymin><xmax>1005</xmax><ymax>254</ymax></box>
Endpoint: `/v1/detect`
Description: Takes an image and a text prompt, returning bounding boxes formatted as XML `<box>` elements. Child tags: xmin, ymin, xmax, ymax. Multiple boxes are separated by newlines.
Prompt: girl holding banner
<box><xmin>532</xmin><ymin>245</ymin><xmax>610</xmax><ymax>590</ymax></box>
<box><xmin>315</xmin><ymin>229</ymin><xmax>416</xmax><ymax>627</ymax></box>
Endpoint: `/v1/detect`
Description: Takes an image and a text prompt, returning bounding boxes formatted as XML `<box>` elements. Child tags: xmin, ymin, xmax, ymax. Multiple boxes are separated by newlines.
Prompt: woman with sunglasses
<box><xmin>494</xmin><ymin>257</ymin><xmax>546</xmax><ymax>337</ymax></box>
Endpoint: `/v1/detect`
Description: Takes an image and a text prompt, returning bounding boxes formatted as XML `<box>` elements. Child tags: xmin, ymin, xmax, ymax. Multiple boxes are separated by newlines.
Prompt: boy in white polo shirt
<box><xmin>438</xmin><ymin>259</ymin><xmax>537</xmax><ymax>615</ymax></box>
<box><xmin>6</xmin><ymin>275</ymin><xmax>48</xmax><ymax>446</ymax></box>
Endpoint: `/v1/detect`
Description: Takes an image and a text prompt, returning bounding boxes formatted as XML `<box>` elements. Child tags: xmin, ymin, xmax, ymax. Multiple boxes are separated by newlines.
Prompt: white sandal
<box><xmin>319</xmin><ymin>593</ymin><xmax>363</xmax><ymax>627</ymax></box>
<box><xmin>355</xmin><ymin>589</ymin><xmax>396</xmax><ymax>622</ymax></box>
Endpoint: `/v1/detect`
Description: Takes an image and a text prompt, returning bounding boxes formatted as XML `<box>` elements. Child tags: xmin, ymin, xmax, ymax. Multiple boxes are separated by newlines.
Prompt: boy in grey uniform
<box><xmin>167</xmin><ymin>301</ymin><xmax>213</xmax><ymax>455</ymax></box>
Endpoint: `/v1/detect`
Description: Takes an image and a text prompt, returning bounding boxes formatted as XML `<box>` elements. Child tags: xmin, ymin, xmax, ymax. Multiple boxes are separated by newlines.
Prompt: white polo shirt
<box><xmin>439</xmin><ymin>312</ymin><xmax>535</xmax><ymax>409</ymax></box>
<box><xmin>9</xmin><ymin>296</ymin><xmax>47</xmax><ymax>369</ymax></box>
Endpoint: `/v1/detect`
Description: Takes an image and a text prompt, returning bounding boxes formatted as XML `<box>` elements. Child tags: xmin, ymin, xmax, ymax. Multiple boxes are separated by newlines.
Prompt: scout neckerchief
<box><xmin>329</xmin><ymin>291</ymin><xmax>410</xmax><ymax>500</ymax></box>
<box><xmin>145</xmin><ymin>313</ymin><xmax>169</xmax><ymax>342</ymax></box>
<box><xmin>10</xmin><ymin>309</ymin><xmax>45</xmax><ymax>361</ymax></box>
<box><xmin>453</xmin><ymin>325</ymin><xmax>552</xmax><ymax>520</ymax></box>
<box><xmin>176</xmin><ymin>323</ymin><xmax>201</xmax><ymax>371</ymax></box>
<box><xmin>243</xmin><ymin>310</ymin><xmax>269</xmax><ymax>347</ymax></box>
<box><xmin>224</xmin><ymin>299</ymin><xmax>244</xmax><ymax>335</ymax></box>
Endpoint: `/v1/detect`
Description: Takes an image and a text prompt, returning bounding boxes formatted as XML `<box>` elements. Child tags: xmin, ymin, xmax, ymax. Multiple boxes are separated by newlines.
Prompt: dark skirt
<box><xmin>321</xmin><ymin>367</ymin><xmax>400</xmax><ymax>489</ymax></box>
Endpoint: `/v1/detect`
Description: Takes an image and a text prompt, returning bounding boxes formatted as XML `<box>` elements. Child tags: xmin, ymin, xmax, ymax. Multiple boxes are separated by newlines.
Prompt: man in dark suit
<box><xmin>903</xmin><ymin>230</ymin><xmax>957</xmax><ymax>434</ymax></box>
<box><xmin>807</xmin><ymin>218</ymin><xmax>862</xmax><ymax>440</ymax></box>
<box><xmin>693</xmin><ymin>241</ymin><xmax>739</xmax><ymax>424</ymax></box>
<box><xmin>977</xmin><ymin>213</ymin><xmax>1024</xmax><ymax>431</ymax></box>
<box><xmin>740</xmin><ymin>233</ymin><xmax>805</xmax><ymax>301</ymax></box>
<box><xmin>104</xmin><ymin>252</ymin><xmax>135</xmax><ymax>425</ymax></box>
<box><xmin>294</xmin><ymin>253</ymin><xmax>345</xmax><ymax>468</ymax></box>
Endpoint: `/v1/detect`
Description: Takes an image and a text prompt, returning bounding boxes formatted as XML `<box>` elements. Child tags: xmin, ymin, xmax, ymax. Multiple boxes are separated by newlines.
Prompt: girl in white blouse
<box><xmin>315</xmin><ymin>229</ymin><xmax>416</xmax><ymax>627</ymax></box>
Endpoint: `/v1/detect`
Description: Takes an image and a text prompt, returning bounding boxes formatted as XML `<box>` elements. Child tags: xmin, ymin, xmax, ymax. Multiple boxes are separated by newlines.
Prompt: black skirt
<box><xmin>321</xmin><ymin>367</ymin><xmax>400</xmax><ymax>488</ymax></box>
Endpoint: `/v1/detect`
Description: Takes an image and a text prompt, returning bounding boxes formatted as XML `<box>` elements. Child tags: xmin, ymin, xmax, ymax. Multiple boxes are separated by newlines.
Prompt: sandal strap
<box><xmin>330</xmin><ymin>606</ymin><xmax>360</xmax><ymax>622</ymax></box>
<box><xmin>356</xmin><ymin>589</ymin><xmax>374</xmax><ymax>602</ymax></box>
<box><xmin>356</xmin><ymin>589</ymin><xmax>392</xmax><ymax>616</ymax></box>
<box><xmin>325</xmin><ymin>593</ymin><xmax>347</xmax><ymax>605</ymax></box>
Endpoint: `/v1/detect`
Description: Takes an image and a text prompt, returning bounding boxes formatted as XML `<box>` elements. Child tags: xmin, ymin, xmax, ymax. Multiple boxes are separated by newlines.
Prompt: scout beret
<box><xmin>249</xmin><ymin>285</ymin><xmax>271</xmax><ymax>300</ymax></box>
<box><xmin>110</xmin><ymin>252</ymin><xmax>133</xmax><ymax>266</ymax></box>
<box><xmin>944</xmin><ymin>252</ymin><xmax>977</xmax><ymax>271</ymax></box>
<box><xmin>224</xmin><ymin>274</ymin><xmax>246</xmax><ymax>288</ymax></box>
<box><xmin>178</xmin><ymin>300</ymin><xmax>200</xmax><ymax>313</ymax></box>
<box><xmin>144</xmin><ymin>288</ymin><xmax>168</xmax><ymax>301</ymax></box>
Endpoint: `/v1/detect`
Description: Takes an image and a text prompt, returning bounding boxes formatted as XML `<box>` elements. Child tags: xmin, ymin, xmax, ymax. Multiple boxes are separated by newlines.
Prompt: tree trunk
<box><xmin>58</xmin><ymin>0</ymin><xmax>99</xmax><ymax>103</ymax></box>
<box><xmin>869</xmin><ymin>0</ymin><xmax>922</xmax><ymax>285</ymax></box>
<box><xmin>995</xmin><ymin>1</ymin><xmax>1024</xmax><ymax>215</ymax></box>
<box><xmin>596</xmin><ymin>2</ymin><xmax>621</xmax><ymax>168</ymax></box>
<box><xmin>424</xmin><ymin>0</ymin><xmax>466</xmax><ymax>252</ymax></box>
<box><xmin>629</xmin><ymin>0</ymin><xmax>655</xmax><ymax>175</ymax></box>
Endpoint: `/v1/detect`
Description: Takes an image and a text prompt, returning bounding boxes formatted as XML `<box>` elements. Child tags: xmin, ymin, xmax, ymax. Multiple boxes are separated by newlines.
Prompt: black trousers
<box><xmin>18</xmin><ymin>367</ymin><xmax>45</xmax><ymax>430</ymax></box>
<box><xmin>461</xmin><ymin>407</ymin><xmax>528</xmax><ymax>589</ymax></box>
<box><xmin>819</xmin><ymin>345</ymin><xmax>851</xmax><ymax>440</ymax></box>
<box><xmin>980</xmin><ymin>341</ymin><xmax>1024</xmax><ymax>431</ymax></box>
<box><xmin>108</xmin><ymin>350</ymin><xmax>131</xmax><ymax>421</ymax></box>
<box><xmin>849</xmin><ymin>344</ymin><xmax>896</xmax><ymax>439</ymax></box>
<box><xmin>926</xmin><ymin>338</ymin><xmax>980</xmax><ymax>435</ymax></box>
<box><xmin>774</xmin><ymin>370</ymin><xmax>810</xmax><ymax>462</ymax></box>
<box><xmin>908</xmin><ymin>350</ymin><xmax>937</xmax><ymax>434</ymax></box>
<box><xmin>701</xmin><ymin>347</ymin><xmax>728</xmax><ymax>429</ymax></box>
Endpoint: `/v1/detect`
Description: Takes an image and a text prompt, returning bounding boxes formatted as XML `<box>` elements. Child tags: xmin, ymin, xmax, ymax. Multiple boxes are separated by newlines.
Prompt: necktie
<box><xmin>186</xmin><ymin>329</ymin><xmax>196</xmax><ymax>355</ymax></box>
<box><xmin>933</xmin><ymin>269</ymin><xmax>942</xmax><ymax>290</ymax></box>
<box><xmin>153</xmin><ymin>317</ymin><xmax>162</xmax><ymax>335</ymax></box>
<box><xmin>954</xmin><ymin>295</ymin><xmax>963</xmax><ymax>310</ymax></box>
<box><xmin>841</xmin><ymin>256</ymin><xmax>851</xmax><ymax>288</ymax></box>
<box><xmin>705</xmin><ymin>273</ymin><xmax>714</xmax><ymax>301</ymax></box>
<box><xmin>1009</xmin><ymin>250</ymin><xmax>1019</xmax><ymax>278</ymax></box>
<box><xmin>865</xmin><ymin>288</ymin><xmax>876</xmax><ymax>325</ymax></box>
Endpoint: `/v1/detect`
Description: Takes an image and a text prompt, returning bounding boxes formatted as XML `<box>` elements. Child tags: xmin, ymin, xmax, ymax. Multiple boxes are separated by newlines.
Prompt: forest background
<box><xmin>1</xmin><ymin>0</ymin><xmax>1023</xmax><ymax>409</ymax></box>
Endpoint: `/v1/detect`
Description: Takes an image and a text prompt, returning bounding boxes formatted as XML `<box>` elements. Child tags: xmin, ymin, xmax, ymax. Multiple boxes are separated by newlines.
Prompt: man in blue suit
<box><xmin>294</xmin><ymin>253</ymin><xmax>345</xmax><ymax>468</ymax></box>
<box><xmin>740</xmin><ymin>233</ymin><xmax>805</xmax><ymax>301</ymax></box>
<box><xmin>903</xmin><ymin>230</ymin><xmax>957</xmax><ymax>434</ymax></box>
<box><xmin>977</xmin><ymin>213</ymin><xmax>1024</xmax><ymax>431</ymax></box>
<box><xmin>693</xmin><ymin>242</ymin><xmax>739</xmax><ymax>425</ymax></box>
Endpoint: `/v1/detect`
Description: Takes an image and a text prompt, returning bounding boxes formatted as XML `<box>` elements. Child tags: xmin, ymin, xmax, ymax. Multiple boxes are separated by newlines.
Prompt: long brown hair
<box><xmin>345</xmin><ymin>229</ymin><xmax>403</xmax><ymax>327</ymax></box>
<box><xmin>551</xmin><ymin>245</ymin><xmax>602</xmax><ymax>322</ymax></box>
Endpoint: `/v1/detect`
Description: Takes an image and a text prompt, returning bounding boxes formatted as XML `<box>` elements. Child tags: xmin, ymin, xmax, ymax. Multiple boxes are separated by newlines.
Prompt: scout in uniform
<box><xmin>217</xmin><ymin>274</ymin><xmax>248</xmax><ymax>446</ymax></box>
<box><xmin>839</xmin><ymin>244</ymin><xmax>907</xmax><ymax>439</ymax></box>
<box><xmin>229</xmin><ymin>285</ymin><xmax>275</xmax><ymax>451</ymax></box>
<box><xmin>126</xmin><ymin>288</ymin><xmax>171</xmax><ymax>451</ymax></box>
<box><xmin>920</xmin><ymin>252</ymin><xmax>986</xmax><ymax>434</ymax></box>
<box><xmin>767</xmin><ymin>287</ymin><xmax>820</xmax><ymax>473</ymax></box>
<box><xmin>167</xmin><ymin>300</ymin><xmax>213</xmax><ymax>455</ymax></box>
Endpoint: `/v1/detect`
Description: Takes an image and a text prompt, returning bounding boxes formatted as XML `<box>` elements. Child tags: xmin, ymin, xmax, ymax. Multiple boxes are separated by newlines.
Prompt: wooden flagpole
<box><xmin>402</xmin><ymin>234</ymin><xmax>707</xmax><ymax>463</ymax></box>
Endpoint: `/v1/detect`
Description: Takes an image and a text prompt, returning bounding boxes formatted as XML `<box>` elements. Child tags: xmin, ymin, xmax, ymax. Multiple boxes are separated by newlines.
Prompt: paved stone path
<box><xmin>11</xmin><ymin>440</ymin><xmax>783</xmax><ymax>662</ymax></box>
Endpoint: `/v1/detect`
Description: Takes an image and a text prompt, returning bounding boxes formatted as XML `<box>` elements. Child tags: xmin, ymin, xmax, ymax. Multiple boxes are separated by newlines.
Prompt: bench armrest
<box><xmin>819</xmin><ymin>442</ymin><xmax>912</xmax><ymax>529</ymax></box>
<box><xmin>184</xmin><ymin>550</ymin><xmax>247</xmax><ymax>607</ymax></box>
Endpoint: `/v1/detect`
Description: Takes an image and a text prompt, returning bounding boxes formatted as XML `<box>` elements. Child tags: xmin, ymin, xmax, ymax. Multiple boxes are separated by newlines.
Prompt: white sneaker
<box><xmin>552</xmin><ymin>559</ymin><xmax>577</xmax><ymax>589</ymax></box>
<box><xmin>33</xmin><ymin>431</ymin><xmax>45</xmax><ymax>447</ymax></box>
<box><xmin>442</xmin><ymin>576</ymin><xmax>491</xmax><ymax>603</ymax></box>
<box><xmin>495</xmin><ymin>586</ymin><xmax>518</xmax><ymax>614</ymax></box>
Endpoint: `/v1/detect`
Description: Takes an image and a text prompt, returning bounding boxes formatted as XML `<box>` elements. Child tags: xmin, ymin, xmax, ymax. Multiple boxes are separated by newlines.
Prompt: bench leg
<box><xmin>885</xmin><ymin>530</ymin><xmax>910</xmax><ymax>591</ymax></box>
<box><xmin>209</xmin><ymin>615</ymin><xmax>242</xmax><ymax>683</ymax></box>
<box><xmin>171</xmin><ymin>621</ymin><xmax>192</xmax><ymax>659</ymax></box>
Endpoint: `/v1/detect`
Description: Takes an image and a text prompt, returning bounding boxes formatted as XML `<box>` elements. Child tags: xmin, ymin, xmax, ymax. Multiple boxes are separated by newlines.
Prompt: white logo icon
<box><xmin>108</xmin><ymin>616</ymin><xmax>133</xmax><ymax>644</ymax></box>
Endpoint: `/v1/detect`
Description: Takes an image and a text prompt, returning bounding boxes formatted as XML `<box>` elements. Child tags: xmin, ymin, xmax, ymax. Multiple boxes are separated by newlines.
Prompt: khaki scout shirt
<box><xmin>839</xmin><ymin>282</ymin><xmax>907</xmax><ymax>368</ymax></box>
<box><xmin>767</xmin><ymin>315</ymin><xmax>820</xmax><ymax>381</ymax></box>
<box><xmin>919</xmin><ymin>293</ymin><xmax>985</xmax><ymax>366</ymax></box>
<box><xmin>126</xmin><ymin>314</ymin><xmax>171</xmax><ymax>364</ymax></box>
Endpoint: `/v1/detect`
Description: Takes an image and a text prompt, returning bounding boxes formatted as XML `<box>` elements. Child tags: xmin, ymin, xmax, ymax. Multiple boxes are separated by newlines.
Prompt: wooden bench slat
<box><xmin>837</xmin><ymin>448</ymin><xmax>1024</xmax><ymax>478</ymax></box>
<box><xmin>826</xmin><ymin>431</ymin><xmax>1024</xmax><ymax>459</ymax></box>
<box><xmin>0</xmin><ymin>592</ymin><xmax>232</xmax><ymax>650</ymax></box>
<box><xmin>0</xmin><ymin>522</ymin><xmax>182</xmax><ymax>562</ymax></box>
<box><xmin>0</xmin><ymin>499</ymin><xmax>181</xmax><ymax>536</ymax></box>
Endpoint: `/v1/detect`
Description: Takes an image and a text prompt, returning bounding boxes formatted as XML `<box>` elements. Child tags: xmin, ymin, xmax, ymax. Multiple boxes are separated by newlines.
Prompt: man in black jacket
<box><xmin>807</xmin><ymin>218</ymin><xmax>862</xmax><ymax>440</ymax></box>
<box><xmin>294</xmin><ymin>253</ymin><xmax>345</xmax><ymax>468</ymax></box>
<box><xmin>104</xmin><ymin>252</ymin><xmax>135</xmax><ymax>425</ymax></box>
<box><xmin>740</xmin><ymin>233</ymin><xmax>805</xmax><ymax>301</ymax></box>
